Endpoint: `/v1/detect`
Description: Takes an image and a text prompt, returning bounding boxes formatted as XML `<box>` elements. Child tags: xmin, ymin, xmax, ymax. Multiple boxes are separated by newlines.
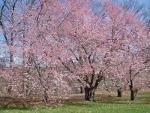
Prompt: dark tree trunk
<box><xmin>117</xmin><ymin>88</ymin><xmax>122</xmax><ymax>97</ymax></box>
<box><xmin>43</xmin><ymin>90</ymin><xmax>48</xmax><ymax>103</ymax></box>
<box><xmin>80</xmin><ymin>86</ymin><xmax>83</xmax><ymax>93</ymax></box>
<box><xmin>129</xmin><ymin>80</ymin><xmax>135</xmax><ymax>101</ymax></box>
<box><xmin>130</xmin><ymin>90</ymin><xmax>135</xmax><ymax>101</ymax></box>
<box><xmin>84</xmin><ymin>73</ymin><xmax>103</xmax><ymax>101</ymax></box>
<box><xmin>84</xmin><ymin>87</ymin><xmax>95</xmax><ymax>101</ymax></box>
<box><xmin>84</xmin><ymin>88</ymin><xmax>92</xmax><ymax>101</ymax></box>
<box><xmin>9</xmin><ymin>40</ymin><xmax>14</xmax><ymax>68</ymax></box>
<box><xmin>10</xmin><ymin>53</ymin><xmax>13</xmax><ymax>68</ymax></box>
<box><xmin>7</xmin><ymin>85</ymin><xmax>12</xmax><ymax>95</ymax></box>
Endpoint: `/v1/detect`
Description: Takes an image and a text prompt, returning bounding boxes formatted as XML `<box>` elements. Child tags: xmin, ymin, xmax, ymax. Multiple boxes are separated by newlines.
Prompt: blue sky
<box><xmin>138</xmin><ymin>0</ymin><xmax>150</xmax><ymax>8</ymax></box>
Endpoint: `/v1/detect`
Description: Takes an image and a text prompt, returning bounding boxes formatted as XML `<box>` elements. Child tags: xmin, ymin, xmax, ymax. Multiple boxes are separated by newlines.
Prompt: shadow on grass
<box><xmin>66</xmin><ymin>92</ymin><xmax>150</xmax><ymax>105</ymax></box>
<box><xmin>64</xmin><ymin>101</ymin><xmax>99</xmax><ymax>108</ymax></box>
<box><xmin>0</xmin><ymin>106</ymin><xmax>31</xmax><ymax>111</ymax></box>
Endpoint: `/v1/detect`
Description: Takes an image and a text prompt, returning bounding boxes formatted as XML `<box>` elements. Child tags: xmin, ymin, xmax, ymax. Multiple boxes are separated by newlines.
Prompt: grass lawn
<box><xmin>0</xmin><ymin>91</ymin><xmax>150</xmax><ymax>113</ymax></box>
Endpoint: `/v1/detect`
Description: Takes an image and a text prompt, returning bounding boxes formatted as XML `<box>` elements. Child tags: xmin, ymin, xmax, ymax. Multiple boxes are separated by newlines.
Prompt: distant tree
<box><xmin>102</xmin><ymin>1</ymin><xmax>148</xmax><ymax>101</ymax></box>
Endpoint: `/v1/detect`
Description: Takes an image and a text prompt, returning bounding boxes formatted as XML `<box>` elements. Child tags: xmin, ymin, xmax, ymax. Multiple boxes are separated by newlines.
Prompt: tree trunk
<box><xmin>10</xmin><ymin>52</ymin><xmax>13</xmax><ymax>68</ymax></box>
<box><xmin>80</xmin><ymin>86</ymin><xmax>83</xmax><ymax>93</ymax></box>
<box><xmin>117</xmin><ymin>88</ymin><xmax>122</xmax><ymax>97</ymax></box>
<box><xmin>129</xmin><ymin>80</ymin><xmax>135</xmax><ymax>101</ymax></box>
<box><xmin>43</xmin><ymin>90</ymin><xmax>48</xmax><ymax>103</ymax></box>
<box><xmin>130</xmin><ymin>90</ymin><xmax>135</xmax><ymax>101</ymax></box>
<box><xmin>84</xmin><ymin>87</ymin><xmax>95</xmax><ymax>101</ymax></box>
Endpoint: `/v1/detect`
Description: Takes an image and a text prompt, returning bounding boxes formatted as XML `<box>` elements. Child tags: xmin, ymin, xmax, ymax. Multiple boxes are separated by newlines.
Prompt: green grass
<box><xmin>0</xmin><ymin>91</ymin><xmax>150</xmax><ymax>113</ymax></box>
<box><xmin>0</xmin><ymin>103</ymin><xmax>149</xmax><ymax>113</ymax></box>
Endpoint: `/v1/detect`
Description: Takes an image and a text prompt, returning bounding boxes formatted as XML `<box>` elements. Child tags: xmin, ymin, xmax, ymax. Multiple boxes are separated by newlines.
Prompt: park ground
<box><xmin>0</xmin><ymin>91</ymin><xmax>150</xmax><ymax>113</ymax></box>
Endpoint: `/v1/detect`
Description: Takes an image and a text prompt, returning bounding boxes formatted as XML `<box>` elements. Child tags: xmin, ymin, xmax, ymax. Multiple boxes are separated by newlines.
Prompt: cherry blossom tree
<box><xmin>103</xmin><ymin>1</ymin><xmax>148</xmax><ymax>100</ymax></box>
<box><xmin>103</xmin><ymin>73</ymin><xmax>126</xmax><ymax>97</ymax></box>
<box><xmin>0</xmin><ymin>0</ymin><xmax>39</xmax><ymax>98</ymax></box>
<box><xmin>21</xmin><ymin>0</ymin><xmax>148</xmax><ymax>101</ymax></box>
<box><xmin>0</xmin><ymin>0</ymin><xmax>149</xmax><ymax>103</ymax></box>
<box><xmin>14</xmin><ymin>0</ymin><xmax>72</xmax><ymax>103</ymax></box>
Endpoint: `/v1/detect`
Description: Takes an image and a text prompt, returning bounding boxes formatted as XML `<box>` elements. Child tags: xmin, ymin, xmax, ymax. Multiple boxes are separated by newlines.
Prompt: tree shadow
<box><xmin>64</xmin><ymin>101</ymin><xmax>96</xmax><ymax>107</ymax></box>
<box><xmin>0</xmin><ymin>106</ymin><xmax>31</xmax><ymax>111</ymax></box>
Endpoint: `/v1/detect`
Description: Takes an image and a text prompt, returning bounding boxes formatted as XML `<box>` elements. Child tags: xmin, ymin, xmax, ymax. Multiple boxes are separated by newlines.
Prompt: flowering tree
<box><xmin>0</xmin><ymin>0</ymin><xmax>149</xmax><ymax>103</ymax></box>
<box><xmin>15</xmin><ymin>0</ymin><xmax>72</xmax><ymax>103</ymax></box>
<box><xmin>18</xmin><ymin>0</ymin><xmax>149</xmax><ymax>101</ymax></box>
<box><xmin>0</xmin><ymin>0</ymin><xmax>38</xmax><ymax>99</ymax></box>
<box><xmin>103</xmin><ymin>1</ymin><xmax>148</xmax><ymax>100</ymax></box>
